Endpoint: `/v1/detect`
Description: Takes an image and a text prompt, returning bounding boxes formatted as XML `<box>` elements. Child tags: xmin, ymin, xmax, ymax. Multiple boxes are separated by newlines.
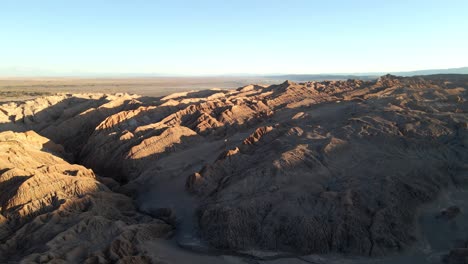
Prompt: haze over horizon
<box><xmin>2</xmin><ymin>0</ymin><xmax>468</xmax><ymax>76</ymax></box>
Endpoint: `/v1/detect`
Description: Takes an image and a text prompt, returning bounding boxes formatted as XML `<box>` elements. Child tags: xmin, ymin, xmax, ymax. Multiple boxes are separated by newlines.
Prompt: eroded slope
<box><xmin>78</xmin><ymin>75</ymin><xmax>468</xmax><ymax>256</ymax></box>
<box><xmin>0</xmin><ymin>131</ymin><xmax>172</xmax><ymax>263</ymax></box>
<box><xmin>1</xmin><ymin>75</ymin><xmax>468</xmax><ymax>262</ymax></box>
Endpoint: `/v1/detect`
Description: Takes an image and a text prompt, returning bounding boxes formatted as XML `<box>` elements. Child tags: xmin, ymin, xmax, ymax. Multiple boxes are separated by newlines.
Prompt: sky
<box><xmin>1</xmin><ymin>0</ymin><xmax>468</xmax><ymax>76</ymax></box>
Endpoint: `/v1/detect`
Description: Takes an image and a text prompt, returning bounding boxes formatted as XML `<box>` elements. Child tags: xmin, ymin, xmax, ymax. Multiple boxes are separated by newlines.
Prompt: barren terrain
<box><xmin>0</xmin><ymin>77</ymin><xmax>278</xmax><ymax>102</ymax></box>
<box><xmin>0</xmin><ymin>74</ymin><xmax>467</xmax><ymax>263</ymax></box>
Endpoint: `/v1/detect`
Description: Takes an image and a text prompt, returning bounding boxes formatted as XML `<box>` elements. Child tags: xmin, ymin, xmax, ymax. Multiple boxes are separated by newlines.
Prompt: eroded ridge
<box><xmin>0</xmin><ymin>131</ymin><xmax>172</xmax><ymax>263</ymax></box>
<box><xmin>0</xmin><ymin>75</ymin><xmax>467</xmax><ymax>263</ymax></box>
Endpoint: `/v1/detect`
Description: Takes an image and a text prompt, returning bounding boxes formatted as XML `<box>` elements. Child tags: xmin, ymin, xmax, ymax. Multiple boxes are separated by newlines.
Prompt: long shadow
<box><xmin>0</xmin><ymin>94</ymin><xmax>185</xmax><ymax>262</ymax></box>
<box><xmin>0</xmin><ymin>75</ymin><xmax>467</xmax><ymax>260</ymax></box>
<box><xmin>76</xmin><ymin>88</ymin><xmax>269</xmax><ymax>182</ymax></box>
<box><xmin>160</xmin><ymin>89</ymin><xmax>229</xmax><ymax>101</ymax></box>
<box><xmin>0</xmin><ymin>92</ymin><xmax>206</xmax><ymax>182</ymax></box>
<box><xmin>170</xmin><ymin>82</ymin><xmax>468</xmax><ymax>255</ymax></box>
<box><xmin>0</xmin><ymin>174</ymin><xmax>32</xmax><ymax>216</ymax></box>
<box><xmin>0</xmin><ymin>95</ymin><xmax>149</xmax><ymax>161</ymax></box>
<box><xmin>71</xmin><ymin>76</ymin><xmax>436</xmax><ymax>186</ymax></box>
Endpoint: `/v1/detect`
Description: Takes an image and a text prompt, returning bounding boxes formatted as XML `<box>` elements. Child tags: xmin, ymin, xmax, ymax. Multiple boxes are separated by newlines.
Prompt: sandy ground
<box><xmin>0</xmin><ymin>77</ymin><xmax>279</xmax><ymax>102</ymax></box>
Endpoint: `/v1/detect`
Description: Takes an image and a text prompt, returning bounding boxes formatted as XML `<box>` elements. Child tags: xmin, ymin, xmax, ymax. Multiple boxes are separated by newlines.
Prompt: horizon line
<box><xmin>0</xmin><ymin>66</ymin><xmax>467</xmax><ymax>79</ymax></box>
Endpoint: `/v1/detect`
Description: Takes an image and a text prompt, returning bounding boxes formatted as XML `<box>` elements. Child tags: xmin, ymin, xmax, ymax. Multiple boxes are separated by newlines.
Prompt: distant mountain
<box><xmin>266</xmin><ymin>67</ymin><xmax>468</xmax><ymax>82</ymax></box>
<box><xmin>2</xmin><ymin>66</ymin><xmax>467</xmax><ymax>79</ymax></box>
<box><xmin>392</xmin><ymin>67</ymin><xmax>468</xmax><ymax>76</ymax></box>
<box><xmin>265</xmin><ymin>74</ymin><xmax>377</xmax><ymax>82</ymax></box>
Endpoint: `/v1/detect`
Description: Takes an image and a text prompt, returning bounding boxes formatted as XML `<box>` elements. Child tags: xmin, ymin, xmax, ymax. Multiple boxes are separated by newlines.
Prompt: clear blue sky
<box><xmin>1</xmin><ymin>0</ymin><xmax>467</xmax><ymax>76</ymax></box>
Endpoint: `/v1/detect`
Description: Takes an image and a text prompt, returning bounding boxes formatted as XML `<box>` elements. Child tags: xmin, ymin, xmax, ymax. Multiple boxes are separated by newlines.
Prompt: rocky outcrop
<box><xmin>0</xmin><ymin>93</ymin><xmax>140</xmax><ymax>158</ymax></box>
<box><xmin>0</xmin><ymin>131</ymin><xmax>173</xmax><ymax>263</ymax></box>
<box><xmin>1</xmin><ymin>75</ymin><xmax>468</xmax><ymax>262</ymax></box>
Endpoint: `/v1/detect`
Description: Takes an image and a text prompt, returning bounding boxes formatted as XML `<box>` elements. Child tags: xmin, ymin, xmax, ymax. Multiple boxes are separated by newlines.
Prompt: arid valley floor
<box><xmin>0</xmin><ymin>77</ymin><xmax>281</xmax><ymax>103</ymax></box>
<box><xmin>0</xmin><ymin>75</ymin><xmax>467</xmax><ymax>264</ymax></box>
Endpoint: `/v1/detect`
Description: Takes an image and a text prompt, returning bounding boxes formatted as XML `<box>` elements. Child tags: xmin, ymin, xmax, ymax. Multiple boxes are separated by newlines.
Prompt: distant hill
<box><xmin>265</xmin><ymin>74</ymin><xmax>377</xmax><ymax>82</ymax></box>
<box><xmin>267</xmin><ymin>67</ymin><xmax>468</xmax><ymax>82</ymax></box>
<box><xmin>2</xmin><ymin>66</ymin><xmax>467</xmax><ymax>79</ymax></box>
<box><xmin>393</xmin><ymin>67</ymin><xmax>468</xmax><ymax>76</ymax></box>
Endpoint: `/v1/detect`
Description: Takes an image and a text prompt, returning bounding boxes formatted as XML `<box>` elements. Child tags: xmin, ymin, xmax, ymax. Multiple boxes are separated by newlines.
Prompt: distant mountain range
<box><xmin>1</xmin><ymin>66</ymin><xmax>467</xmax><ymax>79</ymax></box>
<box><xmin>391</xmin><ymin>67</ymin><xmax>468</xmax><ymax>76</ymax></box>
<box><xmin>266</xmin><ymin>67</ymin><xmax>468</xmax><ymax>81</ymax></box>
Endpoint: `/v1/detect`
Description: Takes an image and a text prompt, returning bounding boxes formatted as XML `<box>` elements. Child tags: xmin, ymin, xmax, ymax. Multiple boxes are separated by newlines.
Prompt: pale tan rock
<box><xmin>0</xmin><ymin>131</ymin><xmax>173</xmax><ymax>263</ymax></box>
<box><xmin>1</xmin><ymin>75</ymin><xmax>467</xmax><ymax>260</ymax></box>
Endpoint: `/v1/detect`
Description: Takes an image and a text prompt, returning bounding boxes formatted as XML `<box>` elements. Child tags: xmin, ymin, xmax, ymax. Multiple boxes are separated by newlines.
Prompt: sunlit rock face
<box><xmin>0</xmin><ymin>131</ymin><xmax>173</xmax><ymax>263</ymax></box>
<box><xmin>78</xmin><ymin>76</ymin><xmax>467</xmax><ymax>256</ymax></box>
<box><xmin>0</xmin><ymin>93</ymin><xmax>140</xmax><ymax>159</ymax></box>
<box><xmin>0</xmin><ymin>75</ymin><xmax>467</xmax><ymax>262</ymax></box>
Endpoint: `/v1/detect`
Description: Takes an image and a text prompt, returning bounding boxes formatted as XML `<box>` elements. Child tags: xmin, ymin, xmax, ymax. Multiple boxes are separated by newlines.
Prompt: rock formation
<box><xmin>0</xmin><ymin>131</ymin><xmax>172</xmax><ymax>263</ymax></box>
<box><xmin>0</xmin><ymin>75</ymin><xmax>467</xmax><ymax>263</ymax></box>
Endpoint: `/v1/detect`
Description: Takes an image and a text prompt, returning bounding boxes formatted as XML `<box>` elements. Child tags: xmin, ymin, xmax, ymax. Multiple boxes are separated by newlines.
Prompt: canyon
<box><xmin>0</xmin><ymin>74</ymin><xmax>467</xmax><ymax>263</ymax></box>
